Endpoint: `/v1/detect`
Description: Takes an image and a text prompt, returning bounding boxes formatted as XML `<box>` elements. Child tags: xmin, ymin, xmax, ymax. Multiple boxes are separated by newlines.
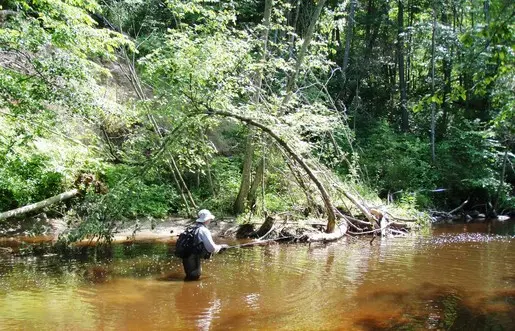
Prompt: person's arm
<box><xmin>197</xmin><ymin>227</ymin><xmax>223</xmax><ymax>253</ymax></box>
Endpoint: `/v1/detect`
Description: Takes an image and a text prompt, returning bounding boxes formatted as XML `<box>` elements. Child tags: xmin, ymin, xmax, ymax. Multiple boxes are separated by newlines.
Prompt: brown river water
<box><xmin>0</xmin><ymin>221</ymin><xmax>514</xmax><ymax>330</ymax></box>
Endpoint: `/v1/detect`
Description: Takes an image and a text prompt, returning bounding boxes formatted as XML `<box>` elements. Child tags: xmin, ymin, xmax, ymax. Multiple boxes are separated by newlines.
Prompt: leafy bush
<box><xmin>63</xmin><ymin>165</ymin><xmax>180</xmax><ymax>243</ymax></box>
<box><xmin>0</xmin><ymin>151</ymin><xmax>65</xmax><ymax>211</ymax></box>
<box><xmin>435</xmin><ymin>123</ymin><xmax>504</xmax><ymax>208</ymax></box>
<box><xmin>356</xmin><ymin>119</ymin><xmax>512</xmax><ymax>211</ymax></box>
<box><xmin>197</xmin><ymin>157</ymin><xmax>241</xmax><ymax>214</ymax></box>
<box><xmin>357</xmin><ymin>120</ymin><xmax>437</xmax><ymax>198</ymax></box>
<box><xmin>101</xmin><ymin>164</ymin><xmax>181</xmax><ymax>218</ymax></box>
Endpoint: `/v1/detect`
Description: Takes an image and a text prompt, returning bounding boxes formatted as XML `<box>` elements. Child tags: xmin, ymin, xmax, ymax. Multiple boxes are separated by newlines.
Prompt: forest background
<box><xmin>0</xmin><ymin>0</ymin><xmax>513</xmax><ymax>240</ymax></box>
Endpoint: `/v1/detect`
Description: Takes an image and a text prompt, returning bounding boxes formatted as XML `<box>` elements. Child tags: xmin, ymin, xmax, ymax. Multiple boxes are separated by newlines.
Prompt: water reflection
<box><xmin>0</xmin><ymin>222</ymin><xmax>513</xmax><ymax>330</ymax></box>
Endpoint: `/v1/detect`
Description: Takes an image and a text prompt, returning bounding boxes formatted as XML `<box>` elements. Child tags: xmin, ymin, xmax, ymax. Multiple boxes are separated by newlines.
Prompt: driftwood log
<box><xmin>299</xmin><ymin>222</ymin><xmax>348</xmax><ymax>243</ymax></box>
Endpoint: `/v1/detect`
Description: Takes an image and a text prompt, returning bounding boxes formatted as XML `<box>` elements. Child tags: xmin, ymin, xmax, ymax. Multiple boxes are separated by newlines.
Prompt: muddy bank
<box><xmin>0</xmin><ymin>215</ymin><xmax>343</xmax><ymax>248</ymax></box>
<box><xmin>0</xmin><ymin>216</ymin><xmax>235</xmax><ymax>245</ymax></box>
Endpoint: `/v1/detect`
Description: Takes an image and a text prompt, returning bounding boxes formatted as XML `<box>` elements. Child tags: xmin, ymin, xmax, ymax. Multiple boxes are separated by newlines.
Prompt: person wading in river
<box><xmin>181</xmin><ymin>209</ymin><xmax>228</xmax><ymax>281</ymax></box>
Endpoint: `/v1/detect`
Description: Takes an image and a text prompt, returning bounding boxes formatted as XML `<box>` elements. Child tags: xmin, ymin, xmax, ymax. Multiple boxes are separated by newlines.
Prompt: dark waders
<box><xmin>182</xmin><ymin>253</ymin><xmax>201</xmax><ymax>281</ymax></box>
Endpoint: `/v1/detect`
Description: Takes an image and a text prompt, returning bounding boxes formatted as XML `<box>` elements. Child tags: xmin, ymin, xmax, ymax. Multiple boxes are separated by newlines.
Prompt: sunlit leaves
<box><xmin>0</xmin><ymin>0</ymin><xmax>135</xmax><ymax>211</ymax></box>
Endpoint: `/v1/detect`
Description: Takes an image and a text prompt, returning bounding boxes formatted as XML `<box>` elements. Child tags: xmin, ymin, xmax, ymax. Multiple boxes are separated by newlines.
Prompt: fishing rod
<box><xmin>223</xmin><ymin>236</ymin><xmax>293</xmax><ymax>250</ymax></box>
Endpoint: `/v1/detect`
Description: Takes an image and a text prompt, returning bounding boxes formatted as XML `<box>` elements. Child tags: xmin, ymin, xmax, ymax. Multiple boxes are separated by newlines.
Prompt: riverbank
<box><xmin>2</xmin><ymin>210</ymin><xmax>511</xmax><ymax>250</ymax></box>
<box><xmin>0</xmin><ymin>216</ymin><xmax>234</xmax><ymax>245</ymax></box>
<box><xmin>0</xmin><ymin>214</ymin><xmax>342</xmax><ymax>247</ymax></box>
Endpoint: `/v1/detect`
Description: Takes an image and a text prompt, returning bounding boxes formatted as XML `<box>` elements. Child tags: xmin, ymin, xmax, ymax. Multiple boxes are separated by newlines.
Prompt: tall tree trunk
<box><xmin>335</xmin><ymin>27</ymin><xmax>343</xmax><ymax>62</ymax></box>
<box><xmin>397</xmin><ymin>0</ymin><xmax>409</xmax><ymax>132</ymax></box>
<box><xmin>361</xmin><ymin>0</ymin><xmax>380</xmax><ymax>84</ymax></box>
<box><xmin>234</xmin><ymin>133</ymin><xmax>255</xmax><ymax>214</ymax></box>
<box><xmin>407</xmin><ymin>0</ymin><xmax>413</xmax><ymax>95</ymax></box>
<box><xmin>284</xmin><ymin>0</ymin><xmax>327</xmax><ymax>105</ymax></box>
<box><xmin>288</xmin><ymin>0</ymin><xmax>302</xmax><ymax>60</ymax></box>
<box><xmin>484</xmin><ymin>0</ymin><xmax>490</xmax><ymax>23</ymax></box>
<box><xmin>440</xmin><ymin>7</ymin><xmax>453</xmax><ymax>137</ymax></box>
<box><xmin>430</xmin><ymin>7</ymin><xmax>437</xmax><ymax>163</ymax></box>
<box><xmin>234</xmin><ymin>0</ymin><xmax>273</xmax><ymax>215</ymax></box>
<box><xmin>364</xmin><ymin>0</ymin><xmax>372</xmax><ymax>48</ymax></box>
<box><xmin>247</xmin><ymin>157</ymin><xmax>265</xmax><ymax>212</ymax></box>
<box><xmin>342</xmin><ymin>0</ymin><xmax>357</xmax><ymax>79</ymax></box>
<box><xmin>493</xmin><ymin>149</ymin><xmax>508</xmax><ymax>211</ymax></box>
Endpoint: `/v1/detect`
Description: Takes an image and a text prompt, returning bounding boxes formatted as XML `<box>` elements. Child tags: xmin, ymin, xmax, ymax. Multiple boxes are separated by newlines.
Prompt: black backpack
<box><xmin>175</xmin><ymin>225</ymin><xmax>204</xmax><ymax>258</ymax></box>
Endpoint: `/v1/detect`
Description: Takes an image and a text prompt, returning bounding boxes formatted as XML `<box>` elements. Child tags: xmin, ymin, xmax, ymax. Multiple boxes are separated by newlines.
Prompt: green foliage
<box><xmin>263</xmin><ymin>192</ymin><xmax>294</xmax><ymax>213</ymax></box>
<box><xmin>195</xmin><ymin>153</ymin><xmax>298</xmax><ymax>215</ymax></box>
<box><xmin>0</xmin><ymin>131</ymin><xmax>66</xmax><ymax>210</ymax></box>
<box><xmin>0</xmin><ymin>0</ymin><xmax>130</xmax><ymax>117</ymax></box>
<box><xmin>63</xmin><ymin>164</ymin><xmax>180</xmax><ymax>243</ymax></box>
<box><xmin>0</xmin><ymin>152</ymin><xmax>64</xmax><ymax>210</ymax></box>
<box><xmin>357</xmin><ymin>118</ymin><xmax>512</xmax><ymax>210</ymax></box>
<box><xmin>436</xmin><ymin>122</ymin><xmax>503</xmax><ymax>206</ymax></box>
<box><xmin>98</xmin><ymin>164</ymin><xmax>181</xmax><ymax>218</ymax></box>
<box><xmin>196</xmin><ymin>157</ymin><xmax>241</xmax><ymax>214</ymax></box>
<box><xmin>358</xmin><ymin>120</ymin><xmax>436</xmax><ymax>195</ymax></box>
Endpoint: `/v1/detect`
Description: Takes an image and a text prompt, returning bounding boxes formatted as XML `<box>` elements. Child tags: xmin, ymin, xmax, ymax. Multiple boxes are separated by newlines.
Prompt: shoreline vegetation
<box><xmin>0</xmin><ymin>204</ymin><xmax>511</xmax><ymax>253</ymax></box>
<box><xmin>1</xmin><ymin>0</ymin><xmax>513</xmax><ymax>248</ymax></box>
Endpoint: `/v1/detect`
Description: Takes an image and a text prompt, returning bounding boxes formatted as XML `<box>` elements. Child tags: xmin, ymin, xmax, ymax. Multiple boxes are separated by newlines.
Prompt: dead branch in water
<box><xmin>449</xmin><ymin>199</ymin><xmax>469</xmax><ymax>214</ymax></box>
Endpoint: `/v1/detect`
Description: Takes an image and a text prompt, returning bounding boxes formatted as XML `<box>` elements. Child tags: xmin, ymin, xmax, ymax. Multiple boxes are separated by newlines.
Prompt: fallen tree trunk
<box><xmin>0</xmin><ymin>189</ymin><xmax>79</xmax><ymax>221</ymax></box>
<box><xmin>339</xmin><ymin>190</ymin><xmax>376</xmax><ymax>223</ymax></box>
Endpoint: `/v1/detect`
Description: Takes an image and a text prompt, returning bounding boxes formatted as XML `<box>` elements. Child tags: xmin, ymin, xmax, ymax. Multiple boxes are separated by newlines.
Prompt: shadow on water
<box><xmin>155</xmin><ymin>272</ymin><xmax>185</xmax><ymax>282</ymax></box>
<box><xmin>502</xmin><ymin>275</ymin><xmax>515</xmax><ymax>284</ymax></box>
<box><xmin>432</xmin><ymin>219</ymin><xmax>515</xmax><ymax>236</ymax></box>
<box><xmin>353</xmin><ymin>282</ymin><xmax>515</xmax><ymax>331</ymax></box>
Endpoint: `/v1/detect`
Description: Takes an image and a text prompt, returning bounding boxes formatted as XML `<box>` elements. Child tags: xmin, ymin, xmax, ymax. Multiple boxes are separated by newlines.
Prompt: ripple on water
<box><xmin>0</xmin><ymin>231</ymin><xmax>513</xmax><ymax>330</ymax></box>
<box><xmin>431</xmin><ymin>232</ymin><xmax>514</xmax><ymax>244</ymax></box>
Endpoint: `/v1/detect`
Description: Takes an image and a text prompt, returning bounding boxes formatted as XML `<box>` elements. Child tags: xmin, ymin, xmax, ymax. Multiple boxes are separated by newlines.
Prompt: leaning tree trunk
<box><xmin>0</xmin><ymin>189</ymin><xmax>79</xmax><ymax>221</ymax></box>
<box><xmin>203</xmin><ymin>109</ymin><xmax>338</xmax><ymax>233</ymax></box>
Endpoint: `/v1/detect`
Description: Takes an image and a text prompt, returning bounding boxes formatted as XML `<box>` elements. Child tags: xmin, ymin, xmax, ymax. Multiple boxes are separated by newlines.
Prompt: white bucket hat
<box><xmin>196</xmin><ymin>209</ymin><xmax>215</xmax><ymax>223</ymax></box>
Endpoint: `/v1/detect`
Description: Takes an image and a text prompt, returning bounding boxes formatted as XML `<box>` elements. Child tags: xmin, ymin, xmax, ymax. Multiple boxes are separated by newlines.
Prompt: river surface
<box><xmin>0</xmin><ymin>221</ymin><xmax>514</xmax><ymax>330</ymax></box>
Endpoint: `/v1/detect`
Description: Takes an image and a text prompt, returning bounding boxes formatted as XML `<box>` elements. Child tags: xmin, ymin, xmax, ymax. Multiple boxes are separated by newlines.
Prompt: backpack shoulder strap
<box><xmin>192</xmin><ymin>224</ymin><xmax>205</xmax><ymax>248</ymax></box>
